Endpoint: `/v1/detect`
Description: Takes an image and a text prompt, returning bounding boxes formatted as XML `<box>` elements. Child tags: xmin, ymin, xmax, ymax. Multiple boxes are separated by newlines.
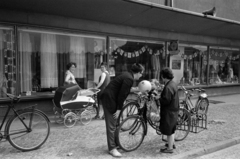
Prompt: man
<box><xmin>101</xmin><ymin>63</ymin><xmax>144</xmax><ymax>157</ymax></box>
<box><xmin>159</xmin><ymin>67</ymin><xmax>179</xmax><ymax>153</ymax></box>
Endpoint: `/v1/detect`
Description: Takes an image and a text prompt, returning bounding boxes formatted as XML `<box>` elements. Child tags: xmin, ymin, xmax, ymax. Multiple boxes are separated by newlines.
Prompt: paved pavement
<box><xmin>1</xmin><ymin>93</ymin><xmax>240</xmax><ymax>159</ymax></box>
<box><xmin>170</xmin><ymin>93</ymin><xmax>240</xmax><ymax>159</ymax></box>
<box><xmin>195</xmin><ymin>142</ymin><xmax>240</xmax><ymax>159</ymax></box>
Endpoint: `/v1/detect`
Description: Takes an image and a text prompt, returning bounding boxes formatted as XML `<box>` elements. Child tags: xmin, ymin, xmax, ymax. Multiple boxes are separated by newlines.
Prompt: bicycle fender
<box><xmin>4</xmin><ymin>115</ymin><xmax>17</xmax><ymax>135</ymax></box>
<box><xmin>34</xmin><ymin>109</ymin><xmax>50</xmax><ymax>122</ymax></box>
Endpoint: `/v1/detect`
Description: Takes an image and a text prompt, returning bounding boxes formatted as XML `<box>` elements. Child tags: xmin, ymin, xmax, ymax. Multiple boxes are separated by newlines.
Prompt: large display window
<box><xmin>0</xmin><ymin>26</ymin><xmax>15</xmax><ymax>98</ymax></box>
<box><xmin>170</xmin><ymin>44</ymin><xmax>208</xmax><ymax>86</ymax></box>
<box><xmin>18</xmin><ymin>28</ymin><xmax>106</xmax><ymax>94</ymax></box>
<box><xmin>109</xmin><ymin>37</ymin><xmax>166</xmax><ymax>82</ymax></box>
<box><xmin>209</xmin><ymin>47</ymin><xmax>239</xmax><ymax>85</ymax></box>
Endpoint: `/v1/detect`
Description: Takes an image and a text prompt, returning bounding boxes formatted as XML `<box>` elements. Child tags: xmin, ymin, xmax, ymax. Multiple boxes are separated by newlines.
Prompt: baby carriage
<box><xmin>52</xmin><ymin>84</ymin><xmax>100</xmax><ymax>128</ymax></box>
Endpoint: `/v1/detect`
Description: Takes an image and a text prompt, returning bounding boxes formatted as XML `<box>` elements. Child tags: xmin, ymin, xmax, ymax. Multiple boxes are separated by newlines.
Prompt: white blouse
<box><xmin>64</xmin><ymin>70</ymin><xmax>76</xmax><ymax>85</ymax></box>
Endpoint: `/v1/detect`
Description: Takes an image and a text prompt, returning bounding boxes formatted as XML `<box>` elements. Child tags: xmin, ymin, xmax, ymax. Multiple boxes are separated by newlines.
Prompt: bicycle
<box><xmin>180</xmin><ymin>85</ymin><xmax>209</xmax><ymax>117</ymax></box>
<box><xmin>116</xmin><ymin>93</ymin><xmax>190</xmax><ymax>152</ymax></box>
<box><xmin>178</xmin><ymin>85</ymin><xmax>209</xmax><ymax>133</ymax></box>
<box><xmin>117</xmin><ymin>92</ymin><xmax>142</xmax><ymax>125</ymax></box>
<box><xmin>0</xmin><ymin>93</ymin><xmax>50</xmax><ymax>151</ymax></box>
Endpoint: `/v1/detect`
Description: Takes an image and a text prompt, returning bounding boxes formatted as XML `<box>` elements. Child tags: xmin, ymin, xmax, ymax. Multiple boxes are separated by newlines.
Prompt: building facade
<box><xmin>0</xmin><ymin>0</ymin><xmax>240</xmax><ymax>112</ymax></box>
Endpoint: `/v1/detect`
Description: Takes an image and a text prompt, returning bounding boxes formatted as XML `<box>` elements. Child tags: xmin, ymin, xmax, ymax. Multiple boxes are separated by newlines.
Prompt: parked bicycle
<box><xmin>176</xmin><ymin>85</ymin><xmax>209</xmax><ymax>137</ymax></box>
<box><xmin>180</xmin><ymin>85</ymin><xmax>209</xmax><ymax>116</ymax></box>
<box><xmin>116</xmin><ymin>92</ymin><xmax>189</xmax><ymax>152</ymax></box>
<box><xmin>0</xmin><ymin>93</ymin><xmax>50</xmax><ymax>151</ymax></box>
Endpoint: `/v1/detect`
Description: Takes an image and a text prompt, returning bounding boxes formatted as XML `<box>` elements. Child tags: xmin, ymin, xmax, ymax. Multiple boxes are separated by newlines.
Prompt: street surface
<box><xmin>195</xmin><ymin>143</ymin><xmax>240</xmax><ymax>159</ymax></box>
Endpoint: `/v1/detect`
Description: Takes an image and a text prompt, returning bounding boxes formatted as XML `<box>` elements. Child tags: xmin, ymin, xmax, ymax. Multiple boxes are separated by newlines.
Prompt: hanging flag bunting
<box><xmin>113</xmin><ymin>45</ymin><xmax>165</xmax><ymax>58</ymax></box>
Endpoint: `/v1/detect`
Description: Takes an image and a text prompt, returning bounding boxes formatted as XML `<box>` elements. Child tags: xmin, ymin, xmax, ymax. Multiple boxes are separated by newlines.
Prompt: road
<box><xmin>195</xmin><ymin>144</ymin><xmax>240</xmax><ymax>159</ymax></box>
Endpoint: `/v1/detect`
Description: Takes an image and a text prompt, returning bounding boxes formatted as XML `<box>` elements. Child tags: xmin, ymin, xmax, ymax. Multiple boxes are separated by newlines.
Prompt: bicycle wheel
<box><xmin>64</xmin><ymin>112</ymin><xmax>77</xmax><ymax>128</ymax></box>
<box><xmin>175</xmin><ymin>108</ymin><xmax>191</xmax><ymax>141</ymax></box>
<box><xmin>116</xmin><ymin>115</ymin><xmax>146</xmax><ymax>152</ymax></box>
<box><xmin>7</xmin><ymin>110</ymin><xmax>50</xmax><ymax>151</ymax></box>
<box><xmin>80</xmin><ymin>110</ymin><xmax>92</xmax><ymax>125</ymax></box>
<box><xmin>196</xmin><ymin>98</ymin><xmax>209</xmax><ymax>115</ymax></box>
<box><xmin>118</xmin><ymin>102</ymin><xmax>139</xmax><ymax>124</ymax></box>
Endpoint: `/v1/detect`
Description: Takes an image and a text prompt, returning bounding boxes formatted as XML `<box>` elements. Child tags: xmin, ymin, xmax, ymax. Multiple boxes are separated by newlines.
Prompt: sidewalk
<box><xmin>170</xmin><ymin>93</ymin><xmax>240</xmax><ymax>159</ymax></box>
<box><xmin>1</xmin><ymin>93</ymin><xmax>240</xmax><ymax>159</ymax></box>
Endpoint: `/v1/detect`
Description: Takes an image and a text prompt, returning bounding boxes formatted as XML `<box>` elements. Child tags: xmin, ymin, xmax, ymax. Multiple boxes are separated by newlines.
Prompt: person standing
<box><xmin>159</xmin><ymin>67</ymin><xmax>179</xmax><ymax>153</ymax></box>
<box><xmin>95</xmin><ymin>62</ymin><xmax>110</xmax><ymax>119</ymax></box>
<box><xmin>101</xmin><ymin>63</ymin><xmax>144</xmax><ymax>157</ymax></box>
<box><xmin>64</xmin><ymin>62</ymin><xmax>77</xmax><ymax>86</ymax></box>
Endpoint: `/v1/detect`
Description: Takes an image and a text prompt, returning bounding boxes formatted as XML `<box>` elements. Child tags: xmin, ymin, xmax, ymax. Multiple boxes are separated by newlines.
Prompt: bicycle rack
<box><xmin>176</xmin><ymin>113</ymin><xmax>207</xmax><ymax>133</ymax></box>
<box><xmin>190</xmin><ymin>113</ymin><xmax>207</xmax><ymax>133</ymax></box>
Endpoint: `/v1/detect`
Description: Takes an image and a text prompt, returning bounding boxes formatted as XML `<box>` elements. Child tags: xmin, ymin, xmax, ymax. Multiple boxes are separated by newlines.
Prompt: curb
<box><xmin>171</xmin><ymin>136</ymin><xmax>240</xmax><ymax>159</ymax></box>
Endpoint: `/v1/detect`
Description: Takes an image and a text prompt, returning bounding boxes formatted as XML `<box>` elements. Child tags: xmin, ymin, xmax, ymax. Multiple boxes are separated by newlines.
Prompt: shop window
<box><xmin>209</xmin><ymin>47</ymin><xmax>239</xmax><ymax>85</ymax></box>
<box><xmin>0</xmin><ymin>26</ymin><xmax>15</xmax><ymax>98</ymax></box>
<box><xmin>170</xmin><ymin>44</ymin><xmax>208</xmax><ymax>86</ymax></box>
<box><xmin>18</xmin><ymin>28</ymin><xmax>106</xmax><ymax>95</ymax></box>
<box><xmin>109</xmin><ymin>37</ymin><xmax>166</xmax><ymax>84</ymax></box>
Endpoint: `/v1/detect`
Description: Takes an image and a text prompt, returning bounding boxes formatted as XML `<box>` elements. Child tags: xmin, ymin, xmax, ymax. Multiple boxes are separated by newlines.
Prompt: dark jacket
<box><xmin>101</xmin><ymin>72</ymin><xmax>134</xmax><ymax>114</ymax></box>
<box><xmin>159</xmin><ymin>80</ymin><xmax>179</xmax><ymax>135</ymax></box>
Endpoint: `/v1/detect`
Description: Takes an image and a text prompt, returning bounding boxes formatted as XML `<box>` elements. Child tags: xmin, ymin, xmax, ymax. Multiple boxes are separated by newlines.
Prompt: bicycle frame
<box><xmin>1</xmin><ymin>99</ymin><xmax>50</xmax><ymax>139</ymax></box>
<box><xmin>181</xmin><ymin>85</ymin><xmax>208</xmax><ymax>113</ymax></box>
<box><xmin>1</xmin><ymin>103</ymin><xmax>34</xmax><ymax>138</ymax></box>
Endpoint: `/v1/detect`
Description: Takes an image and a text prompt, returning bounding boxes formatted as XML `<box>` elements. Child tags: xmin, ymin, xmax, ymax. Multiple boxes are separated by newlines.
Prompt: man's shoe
<box><xmin>165</xmin><ymin>143</ymin><xmax>176</xmax><ymax>149</ymax></box>
<box><xmin>109</xmin><ymin>148</ymin><xmax>122</xmax><ymax>157</ymax></box>
<box><xmin>160</xmin><ymin>148</ymin><xmax>174</xmax><ymax>153</ymax></box>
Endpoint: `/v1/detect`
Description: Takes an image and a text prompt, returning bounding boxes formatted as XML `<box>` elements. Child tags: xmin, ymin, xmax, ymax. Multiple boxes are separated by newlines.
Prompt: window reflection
<box><xmin>109</xmin><ymin>38</ymin><xmax>166</xmax><ymax>83</ymax></box>
<box><xmin>171</xmin><ymin>44</ymin><xmax>207</xmax><ymax>86</ymax></box>
<box><xmin>18</xmin><ymin>28</ymin><xmax>106</xmax><ymax>93</ymax></box>
<box><xmin>209</xmin><ymin>48</ymin><xmax>239</xmax><ymax>84</ymax></box>
<box><xmin>0</xmin><ymin>26</ymin><xmax>15</xmax><ymax>98</ymax></box>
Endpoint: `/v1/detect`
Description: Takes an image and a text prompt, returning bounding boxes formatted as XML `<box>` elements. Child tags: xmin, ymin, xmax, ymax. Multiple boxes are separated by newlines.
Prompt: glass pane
<box><xmin>171</xmin><ymin>44</ymin><xmax>208</xmax><ymax>86</ymax></box>
<box><xmin>109</xmin><ymin>37</ymin><xmax>165</xmax><ymax>84</ymax></box>
<box><xmin>0</xmin><ymin>26</ymin><xmax>15</xmax><ymax>98</ymax></box>
<box><xmin>18</xmin><ymin>28</ymin><xmax>106</xmax><ymax>94</ymax></box>
<box><xmin>209</xmin><ymin>48</ymin><xmax>240</xmax><ymax>85</ymax></box>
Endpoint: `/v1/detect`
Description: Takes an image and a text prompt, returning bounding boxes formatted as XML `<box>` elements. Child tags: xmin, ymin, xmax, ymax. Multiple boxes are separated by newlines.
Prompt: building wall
<box><xmin>174</xmin><ymin>0</ymin><xmax>240</xmax><ymax>21</ymax></box>
<box><xmin>143</xmin><ymin>0</ymin><xmax>240</xmax><ymax>21</ymax></box>
<box><xmin>0</xmin><ymin>9</ymin><xmax>240</xmax><ymax>48</ymax></box>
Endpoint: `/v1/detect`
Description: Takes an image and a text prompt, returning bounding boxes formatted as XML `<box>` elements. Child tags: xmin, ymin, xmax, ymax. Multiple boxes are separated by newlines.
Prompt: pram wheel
<box><xmin>79</xmin><ymin>110</ymin><xmax>92</xmax><ymax>125</ymax></box>
<box><xmin>64</xmin><ymin>112</ymin><xmax>77</xmax><ymax>128</ymax></box>
<box><xmin>86</xmin><ymin>105</ymin><xmax>98</xmax><ymax>119</ymax></box>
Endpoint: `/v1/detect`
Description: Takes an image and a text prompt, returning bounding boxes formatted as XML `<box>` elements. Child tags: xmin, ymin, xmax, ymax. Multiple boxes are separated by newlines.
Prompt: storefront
<box><xmin>0</xmin><ymin>0</ymin><xmax>240</xmax><ymax>113</ymax></box>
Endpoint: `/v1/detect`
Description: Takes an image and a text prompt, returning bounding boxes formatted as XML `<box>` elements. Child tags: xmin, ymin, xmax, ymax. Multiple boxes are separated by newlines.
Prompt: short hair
<box><xmin>100</xmin><ymin>62</ymin><xmax>107</xmax><ymax>67</ymax></box>
<box><xmin>66</xmin><ymin>62</ymin><xmax>77</xmax><ymax>70</ymax></box>
<box><xmin>131</xmin><ymin>63</ymin><xmax>144</xmax><ymax>74</ymax></box>
<box><xmin>160</xmin><ymin>67</ymin><xmax>174</xmax><ymax>80</ymax></box>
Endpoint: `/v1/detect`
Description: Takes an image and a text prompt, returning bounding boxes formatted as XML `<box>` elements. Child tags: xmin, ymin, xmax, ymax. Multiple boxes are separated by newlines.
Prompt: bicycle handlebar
<box><xmin>181</xmin><ymin>85</ymin><xmax>205</xmax><ymax>93</ymax></box>
<box><xmin>5</xmin><ymin>93</ymin><xmax>21</xmax><ymax>103</ymax></box>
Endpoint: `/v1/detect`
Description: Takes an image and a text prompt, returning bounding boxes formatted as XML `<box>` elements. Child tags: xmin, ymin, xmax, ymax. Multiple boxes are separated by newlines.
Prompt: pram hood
<box><xmin>53</xmin><ymin>84</ymin><xmax>81</xmax><ymax>108</ymax></box>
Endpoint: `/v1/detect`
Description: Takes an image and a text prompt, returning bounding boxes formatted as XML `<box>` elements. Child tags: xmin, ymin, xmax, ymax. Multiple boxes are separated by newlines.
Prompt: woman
<box><xmin>159</xmin><ymin>67</ymin><xmax>179</xmax><ymax>153</ymax></box>
<box><xmin>95</xmin><ymin>62</ymin><xmax>110</xmax><ymax>119</ymax></box>
<box><xmin>64</xmin><ymin>62</ymin><xmax>77</xmax><ymax>86</ymax></box>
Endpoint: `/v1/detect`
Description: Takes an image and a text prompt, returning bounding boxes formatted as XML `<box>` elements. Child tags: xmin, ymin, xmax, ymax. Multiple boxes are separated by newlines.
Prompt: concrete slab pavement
<box><xmin>170</xmin><ymin>93</ymin><xmax>240</xmax><ymax>159</ymax></box>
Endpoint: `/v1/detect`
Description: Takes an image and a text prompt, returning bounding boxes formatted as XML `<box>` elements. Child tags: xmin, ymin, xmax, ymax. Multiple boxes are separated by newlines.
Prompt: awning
<box><xmin>1</xmin><ymin>0</ymin><xmax>240</xmax><ymax>40</ymax></box>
